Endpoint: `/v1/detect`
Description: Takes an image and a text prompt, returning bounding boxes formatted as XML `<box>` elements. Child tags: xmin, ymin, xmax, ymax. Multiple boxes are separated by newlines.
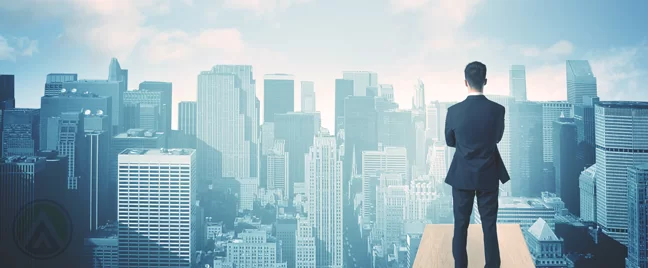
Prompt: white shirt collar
<box><xmin>468</xmin><ymin>91</ymin><xmax>484</xmax><ymax>96</ymax></box>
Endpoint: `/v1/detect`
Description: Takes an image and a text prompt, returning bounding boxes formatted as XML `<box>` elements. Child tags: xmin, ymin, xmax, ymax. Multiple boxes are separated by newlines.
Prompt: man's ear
<box><xmin>464</xmin><ymin>80</ymin><xmax>469</xmax><ymax>88</ymax></box>
<box><xmin>484</xmin><ymin>78</ymin><xmax>488</xmax><ymax>86</ymax></box>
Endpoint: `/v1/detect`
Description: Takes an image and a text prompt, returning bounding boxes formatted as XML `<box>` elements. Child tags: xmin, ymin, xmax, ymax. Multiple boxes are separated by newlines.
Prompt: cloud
<box><xmin>516</xmin><ymin>40</ymin><xmax>574</xmax><ymax>58</ymax></box>
<box><xmin>223</xmin><ymin>0</ymin><xmax>313</xmax><ymax>14</ymax></box>
<box><xmin>0</xmin><ymin>35</ymin><xmax>39</xmax><ymax>61</ymax></box>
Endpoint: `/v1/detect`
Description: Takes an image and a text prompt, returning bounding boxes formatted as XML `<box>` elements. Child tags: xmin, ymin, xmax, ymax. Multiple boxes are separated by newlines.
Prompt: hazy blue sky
<box><xmin>1</xmin><ymin>0</ymin><xmax>647</xmax><ymax>130</ymax></box>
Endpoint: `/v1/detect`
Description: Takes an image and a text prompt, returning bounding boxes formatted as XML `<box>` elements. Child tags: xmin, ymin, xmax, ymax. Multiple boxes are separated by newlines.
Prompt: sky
<box><xmin>1</xmin><ymin>0</ymin><xmax>647</xmax><ymax>131</ymax></box>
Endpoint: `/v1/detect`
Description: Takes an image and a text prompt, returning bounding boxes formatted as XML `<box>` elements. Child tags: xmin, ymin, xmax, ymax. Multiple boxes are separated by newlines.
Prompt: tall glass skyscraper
<box><xmin>0</xmin><ymin>74</ymin><xmax>15</xmax><ymax>109</ymax></box>
<box><xmin>553</xmin><ymin>116</ymin><xmax>579</xmax><ymax>216</ymax></box>
<box><xmin>566</xmin><ymin>60</ymin><xmax>598</xmax><ymax>105</ymax></box>
<box><xmin>509</xmin><ymin>65</ymin><xmax>527</xmax><ymax>101</ymax></box>
<box><xmin>342</xmin><ymin>71</ymin><xmax>377</xmax><ymax>97</ymax></box>
<box><xmin>263</xmin><ymin>74</ymin><xmax>295</xmax><ymax>123</ymax></box>
<box><xmin>595</xmin><ymin>101</ymin><xmax>648</xmax><ymax>245</ymax></box>
<box><xmin>334</xmin><ymin>78</ymin><xmax>353</xmax><ymax>137</ymax></box>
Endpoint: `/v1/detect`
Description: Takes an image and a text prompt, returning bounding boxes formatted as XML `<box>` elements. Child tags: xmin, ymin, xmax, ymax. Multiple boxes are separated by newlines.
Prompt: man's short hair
<box><xmin>464</xmin><ymin>61</ymin><xmax>487</xmax><ymax>91</ymax></box>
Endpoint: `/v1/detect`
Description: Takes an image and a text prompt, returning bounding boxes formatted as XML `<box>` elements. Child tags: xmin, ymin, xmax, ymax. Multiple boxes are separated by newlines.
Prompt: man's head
<box><xmin>464</xmin><ymin>61</ymin><xmax>487</xmax><ymax>92</ymax></box>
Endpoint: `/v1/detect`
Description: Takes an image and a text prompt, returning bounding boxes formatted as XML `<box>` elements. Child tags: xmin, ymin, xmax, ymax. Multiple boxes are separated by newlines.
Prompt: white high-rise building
<box><xmin>295</xmin><ymin>215</ymin><xmax>316</xmax><ymax>268</ymax></box>
<box><xmin>379</xmin><ymin>84</ymin><xmax>394</xmax><ymax>102</ymax></box>
<box><xmin>117</xmin><ymin>148</ymin><xmax>196</xmax><ymax>268</ymax></box>
<box><xmin>238</xmin><ymin>177</ymin><xmax>259</xmax><ymax>211</ymax></box>
<box><xmin>541</xmin><ymin>102</ymin><xmax>573</xmax><ymax>163</ymax></box>
<box><xmin>406</xmin><ymin>179</ymin><xmax>435</xmax><ymax>221</ymax></box>
<box><xmin>426</xmin><ymin>102</ymin><xmax>439</xmax><ymax>141</ymax></box>
<box><xmin>595</xmin><ymin>101</ymin><xmax>648</xmax><ymax>245</ymax></box>
<box><xmin>226</xmin><ymin>229</ymin><xmax>283</xmax><ymax>268</ymax></box>
<box><xmin>305</xmin><ymin>136</ymin><xmax>343</xmax><ymax>268</ymax></box>
<box><xmin>509</xmin><ymin>65</ymin><xmax>527</xmax><ymax>101</ymax></box>
<box><xmin>301</xmin><ymin>81</ymin><xmax>316</xmax><ymax>113</ymax></box>
<box><xmin>361</xmin><ymin>147</ymin><xmax>408</xmax><ymax>220</ymax></box>
<box><xmin>414</xmin><ymin>121</ymin><xmax>426</xmax><ymax>174</ymax></box>
<box><xmin>267</xmin><ymin>140</ymin><xmax>289</xmax><ymax>197</ymax></box>
<box><xmin>342</xmin><ymin>71</ymin><xmax>378</xmax><ymax>96</ymax></box>
<box><xmin>197</xmin><ymin>69</ymin><xmax>250</xmax><ymax>180</ymax></box>
<box><xmin>374</xmin><ymin>173</ymin><xmax>405</xmax><ymax>244</ymax></box>
<box><xmin>486</xmin><ymin>95</ymin><xmax>514</xmax><ymax>196</ymax></box>
<box><xmin>427</xmin><ymin>142</ymin><xmax>447</xmax><ymax>189</ymax></box>
<box><xmin>383</xmin><ymin>185</ymin><xmax>408</xmax><ymax>248</ymax></box>
<box><xmin>261</xmin><ymin>122</ymin><xmax>275</xmax><ymax>155</ymax></box>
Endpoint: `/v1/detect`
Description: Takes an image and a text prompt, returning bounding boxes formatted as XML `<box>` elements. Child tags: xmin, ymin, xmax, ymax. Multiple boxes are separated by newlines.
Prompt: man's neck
<box><xmin>468</xmin><ymin>90</ymin><xmax>483</xmax><ymax>96</ymax></box>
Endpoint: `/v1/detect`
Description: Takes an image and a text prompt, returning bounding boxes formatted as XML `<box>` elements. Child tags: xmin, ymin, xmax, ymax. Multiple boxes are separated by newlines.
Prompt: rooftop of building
<box><xmin>73</xmin><ymin>79</ymin><xmax>119</xmax><ymax>84</ymax></box>
<box><xmin>527</xmin><ymin>218</ymin><xmax>560</xmax><ymax>241</ymax></box>
<box><xmin>498</xmin><ymin>197</ymin><xmax>552</xmax><ymax>209</ymax></box>
<box><xmin>631</xmin><ymin>163</ymin><xmax>648</xmax><ymax>171</ymax></box>
<box><xmin>114</xmin><ymin>129</ymin><xmax>163</xmax><ymax>138</ymax></box>
<box><xmin>596</xmin><ymin>101</ymin><xmax>648</xmax><ymax>109</ymax></box>
<box><xmin>119</xmin><ymin>148</ymin><xmax>195</xmax><ymax>156</ymax></box>
<box><xmin>42</xmin><ymin>90</ymin><xmax>106</xmax><ymax>98</ymax></box>
<box><xmin>1</xmin><ymin>155</ymin><xmax>46</xmax><ymax>164</ymax></box>
<box><xmin>567</xmin><ymin>60</ymin><xmax>594</xmax><ymax>77</ymax></box>
<box><xmin>89</xmin><ymin>222</ymin><xmax>118</xmax><ymax>239</ymax></box>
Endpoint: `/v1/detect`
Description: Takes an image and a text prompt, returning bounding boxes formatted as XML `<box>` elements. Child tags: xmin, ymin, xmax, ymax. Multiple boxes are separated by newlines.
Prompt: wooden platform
<box><xmin>413</xmin><ymin>224</ymin><xmax>534</xmax><ymax>268</ymax></box>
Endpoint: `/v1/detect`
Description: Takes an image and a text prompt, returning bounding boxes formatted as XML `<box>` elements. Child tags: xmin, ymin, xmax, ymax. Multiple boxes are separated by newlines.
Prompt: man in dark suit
<box><xmin>445</xmin><ymin>61</ymin><xmax>510</xmax><ymax>268</ymax></box>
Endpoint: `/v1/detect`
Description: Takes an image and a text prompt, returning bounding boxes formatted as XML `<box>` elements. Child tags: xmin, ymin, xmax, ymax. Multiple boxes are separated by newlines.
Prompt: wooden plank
<box><xmin>413</xmin><ymin>224</ymin><xmax>535</xmax><ymax>268</ymax></box>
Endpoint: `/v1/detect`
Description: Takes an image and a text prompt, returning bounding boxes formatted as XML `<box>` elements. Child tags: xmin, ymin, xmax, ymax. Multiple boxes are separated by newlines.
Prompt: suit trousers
<box><xmin>452</xmin><ymin>187</ymin><xmax>501</xmax><ymax>268</ymax></box>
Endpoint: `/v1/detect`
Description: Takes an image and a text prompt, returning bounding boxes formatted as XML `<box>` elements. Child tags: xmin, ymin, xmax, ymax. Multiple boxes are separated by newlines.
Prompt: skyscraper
<box><xmin>44</xmin><ymin>73</ymin><xmax>78</xmax><ymax>96</ymax></box>
<box><xmin>1</xmin><ymin>108</ymin><xmax>39</xmax><ymax>157</ymax></box>
<box><xmin>509</xmin><ymin>65</ymin><xmax>527</xmax><ymax>101</ymax></box>
<box><xmin>344</xmin><ymin>96</ymin><xmax>378</xmax><ymax>189</ymax></box>
<box><xmin>110</xmin><ymin>129</ymin><xmax>166</xmax><ymax>187</ymax></box>
<box><xmin>566</xmin><ymin>60</ymin><xmax>597</xmax><ymax>105</ymax></box>
<box><xmin>377</xmin><ymin>109</ymin><xmax>415</xmax><ymax>165</ymax></box>
<box><xmin>84</xmin><ymin>111</ymin><xmax>112</xmax><ymax>230</ymax></box>
<box><xmin>62</xmin><ymin>80</ymin><xmax>122</xmax><ymax>133</ymax></box>
<box><xmin>487</xmin><ymin>95</ymin><xmax>514</xmax><ymax>195</ymax></box>
<box><xmin>305</xmin><ymin>136</ymin><xmax>343</xmax><ymax>268</ymax></box>
<box><xmin>541</xmin><ymin>102</ymin><xmax>573</xmax><ymax>163</ymax></box>
<box><xmin>301</xmin><ymin>81</ymin><xmax>316</xmax><ymax>113</ymax></box>
<box><xmin>0</xmin><ymin>74</ymin><xmax>15</xmax><ymax>109</ymax></box>
<box><xmin>197</xmin><ymin>70</ymin><xmax>249</xmax><ymax>180</ymax></box>
<box><xmin>413</xmin><ymin>79</ymin><xmax>425</xmax><ymax>112</ymax></box>
<box><xmin>574</xmin><ymin>96</ymin><xmax>599</xmax><ymax>170</ymax></box>
<box><xmin>108</xmin><ymin>58</ymin><xmax>128</xmax><ymax>91</ymax></box>
<box><xmin>264</xmin><ymin>74</ymin><xmax>295</xmax><ymax>123</ymax></box>
<box><xmin>379</xmin><ymin>84</ymin><xmax>394</xmax><ymax>102</ymax></box>
<box><xmin>274</xmin><ymin>112</ymin><xmax>319</xmax><ymax>197</ymax></box>
<box><xmin>179</xmin><ymin>101</ymin><xmax>197</xmax><ymax>135</ymax></box>
<box><xmin>267</xmin><ymin>139</ymin><xmax>289</xmax><ymax>197</ymax></box>
<box><xmin>511</xmin><ymin>101</ymin><xmax>543</xmax><ymax>197</ymax></box>
<box><xmin>52</xmin><ymin>111</ymin><xmax>86</xmax><ymax>190</ymax></box>
<box><xmin>361</xmin><ymin>147</ymin><xmax>408</xmax><ymax>220</ymax></box>
<box><xmin>626</xmin><ymin>164</ymin><xmax>648</xmax><ymax>268</ymax></box>
<box><xmin>595</xmin><ymin>101</ymin><xmax>648</xmax><ymax>245</ymax></box>
<box><xmin>553</xmin><ymin>116</ymin><xmax>579</xmax><ymax>216</ymax></box>
<box><xmin>342</xmin><ymin>71</ymin><xmax>377</xmax><ymax>96</ymax></box>
<box><xmin>139</xmin><ymin>81</ymin><xmax>173</xmax><ymax>135</ymax></box>
<box><xmin>117</xmin><ymin>148</ymin><xmax>196</xmax><ymax>268</ymax></box>
<box><xmin>334</xmin><ymin>79</ymin><xmax>353</xmax><ymax>137</ymax></box>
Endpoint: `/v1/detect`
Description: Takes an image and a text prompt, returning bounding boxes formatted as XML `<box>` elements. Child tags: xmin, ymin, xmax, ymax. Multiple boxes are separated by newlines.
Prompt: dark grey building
<box><xmin>264</xmin><ymin>74</ymin><xmax>295</xmax><ymax>123</ymax></box>
<box><xmin>274</xmin><ymin>112</ymin><xmax>319</xmax><ymax>197</ymax></box>
<box><xmin>276</xmin><ymin>217</ymin><xmax>298</xmax><ymax>268</ymax></box>
<box><xmin>44</xmin><ymin>73</ymin><xmax>78</xmax><ymax>96</ymax></box>
<box><xmin>344</xmin><ymin>96</ymin><xmax>378</xmax><ymax>189</ymax></box>
<box><xmin>511</xmin><ymin>101</ymin><xmax>544</xmax><ymax>197</ymax></box>
<box><xmin>62</xmin><ymin>80</ymin><xmax>122</xmax><ymax>133</ymax></box>
<box><xmin>51</xmin><ymin>112</ymin><xmax>86</xmax><ymax>190</ymax></box>
<box><xmin>334</xmin><ymin>79</ymin><xmax>353</xmax><ymax>137</ymax></box>
<box><xmin>553</xmin><ymin>116</ymin><xmax>579</xmax><ymax>215</ymax></box>
<box><xmin>0</xmin><ymin>74</ymin><xmax>15</xmax><ymax>110</ymax></box>
<box><xmin>377</xmin><ymin>109</ymin><xmax>415</xmax><ymax>164</ymax></box>
<box><xmin>574</xmin><ymin>96</ymin><xmax>599</xmax><ymax>171</ymax></box>
<box><xmin>40</xmin><ymin>91</ymin><xmax>111</xmax><ymax>151</ymax></box>
<box><xmin>1</xmin><ymin>108</ymin><xmax>40</xmax><ymax>157</ymax></box>
<box><xmin>84</xmin><ymin>112</ymin><xmax>112</xmax><ymax>229</ymax></box>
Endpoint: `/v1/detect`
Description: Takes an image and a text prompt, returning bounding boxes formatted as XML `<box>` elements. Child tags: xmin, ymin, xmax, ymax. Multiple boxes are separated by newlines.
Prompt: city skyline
<box><xmin>2</xmin><ymin>0</ymin><xmax>648</xmax><ymax>131</ymax></box>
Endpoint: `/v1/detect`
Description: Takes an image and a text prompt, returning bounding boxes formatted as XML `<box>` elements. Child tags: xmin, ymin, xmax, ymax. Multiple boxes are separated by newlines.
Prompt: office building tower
<box><xmin>334</xmin><ymin>79</ymin><xmax>354</xmax><ymax>137</ymax></box>
<box><xmin>62</xmin><ymin>80</ymin><xmax>122</xmax><ymax>133</ymax></box>
<box><xmin>525</xmin><ymin>218</ymin><xmax>570</xmax><ymax>268</ymax></box>
<box><xmin>197</xmin><ymin>70</ymin><xmax>249</xmax><ymax>180</ymax></box>
<box><xmin>267</xmin><ymin>140</ymin><xmax>289</xmax><ymax>197</ymax></box>
<box><xmin>179</xmin><ymin>101</ymin><xmax>197</xmax><ymax>135</ymax></box>
<box><xmin>84</xmin><ymin>223</ymin><xmax>118</xmax><ymax>268</ymax></box>
<box><xmin>305</xmin><ymin>136</ymin><xmax>343</xmax><ymax>268</ymax></box>
<box><xmin>579</xmin><ymin>165</ymin><xmax>597</xmax><ymax>222</ymax></box>
<box><xmin>295</xmin><ymin>215</ymin><xmax>316</xmax><ymax>268</ymax></box>
<box><xmin>123</xmin><ymin>89</ymin><xmax>164</xmax><ymax>131</ymax></box>
<box><xmin>344</xmin><ymin>96</ymin><xmax>378</xmax><ymax>188</ymax></box>
<box><xmin>1</xmin><ymin>108</ymin><xmax>39</xmax><ymax>157</ymax></box>
<box><xmin>117</xmin><ymin>148</ymin><xmax>196</xmax><ymax>268</ymax></box>
<box><xmin>108</xmin><ymin>58</ymin><xmax>128</xmax><ymax>90</ymax></box>
<box><xmin>511</xmin><ymin>101</ymin><xmax>543</xmax><ymax>197</ymax></box>
<box><xmin>49</xmin><ymin>111</ymin><xmax>86</xmax><ymax>190</ymax></box>
<box><xmin>274</xmin><ymin>112</ymin><xmax>319</xmax><ymax>197</ymax></box>
<box><xmin>40</xmin><ymin>92</ymin><xmax>111</xmax><ymax>150</ymax></box>
<box><xmin>264</xmin><ymin>74</ymin><xmax>295</xmax><ymax>123</ymax></box>
<box><xmin>426</xmin><ymin>101</ymin><xmax>439</xmax><ymax>141</ymax></box>
<box><xmin>301</xmin><ymin>81</ymin><xmax>316</xmax><ymax>112</ymax></box>
<box><xmin>379</xmin><ymin>84</ymin><xmax>394</xmax><ymax>102</ymax></box>
<box><xmin>486</xmin><ymin>95</ymin><xmax>514</xmax><ymax>195</ymax></box>
<box><xmin>139</xmin><ymin>81</ymin><xmax>173</xmax><ymax>135</ymax></box>
<box><xmin>473</xmin><ymin>196</ymin><xmax>557</xmax><ymax>230</ymax></box>
<box><xmin>626</xmin><ymin>164</ymin><xmax>648</xmax><ymax>268</ymax></box>
<box><xmin>574</xmin><ymin>96</ymin><xmax>599</xmax><ymax>170</ymax></box>
<box><xmin>237</xmin><ymin>177</ymin><xmax>258</xmax><ymax>211</ymax></box>
<box><xmin>595</xmin><ymin>101</ymin><xmax>648</xmax><ymax>245</ymax></box>
<box><xmin>377</xmin><ymin>109</ymin><xmax>415</xmax><ymax>164</ymax></box>
<box><xmin>342</xmin><ymin>71</ymin><xmax>378</xmax><ymax>97</ymax></box>
<box><xmin>553</xmin><ymin>116</ymin><xmax>579</xmax><ymax>216</ymax></box>
<box><xmin>0</xmin><ymin>74</ymin><xmax>15</xmax><ymax>109</ymax></box>
<box><xmin>210</xmin><ymin>65</ymin><xmax>259</xmax><ymax>177</ymax></box>
<box><xmin>44</xmin><ymin>73</ymin><xmax>78</xmax><ymax>96</ymax></box>
<box><xmin>381</xmin><ymin>184</ymin><xmax>408</xmax><ymax>249</ymax></box>
<box><xmin>110</xmin><ymin>129</ymin><xmax>166</xmax><ymax>184</ymax></box>
<box><xmin>261</xmin><ymin>123</ymin><xmax>275</xmax><ymax>155</ymax></box>
<box><xmin>541</xmin><ymin>102</ymin><xmax>573</xmax><ymax>163</ymax></box>
<box><xmin>374</xmin><ymin>173</ymin><xmax>406</xmax><ymax>244</ymax></box>
<box><xmin>84</xmin><ymin>111</ymin><xmax>112</xmax><ymax>230</ymax></box>
<box><xmin>566</xmin><ymin>60</ymin><xmax>597</xmax><ymax>105</ymax></box>
<box><xmin>413</xmin><ymin>79</ymin><xmax>425</xmax><ymax>112</ymax></box>
<box><xmin>276</xmin><ymin>216</ymin><xmax>298</xmax><ymax>268</ymax></box>
<box><xmin>226</xmin><ymin>230</ymin><xmax>283</xmax><ymax>267</ymax></box>
<box><xmin>361</xmin><ymin>147</ymin><xmax>408</xmax><ymax>220</ymax></box>
<box><xmin>509</xmin><ymin>65</ymin><xmax>527</xmax><ymax>101</ymax></box>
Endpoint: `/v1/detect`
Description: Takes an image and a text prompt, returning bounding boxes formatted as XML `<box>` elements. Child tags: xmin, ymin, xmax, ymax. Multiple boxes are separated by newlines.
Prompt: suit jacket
<box><xmin>444</xmin><ymin>94</ymin><xmax>510</xmax><ymax>191</ymax></box>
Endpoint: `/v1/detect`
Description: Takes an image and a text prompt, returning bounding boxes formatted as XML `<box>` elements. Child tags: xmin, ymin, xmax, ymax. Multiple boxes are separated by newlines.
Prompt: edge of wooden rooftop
<box><xmin>413</xmin><ymin>224</ymin><xmax>535</xmax><ymax>268</ymax></box>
